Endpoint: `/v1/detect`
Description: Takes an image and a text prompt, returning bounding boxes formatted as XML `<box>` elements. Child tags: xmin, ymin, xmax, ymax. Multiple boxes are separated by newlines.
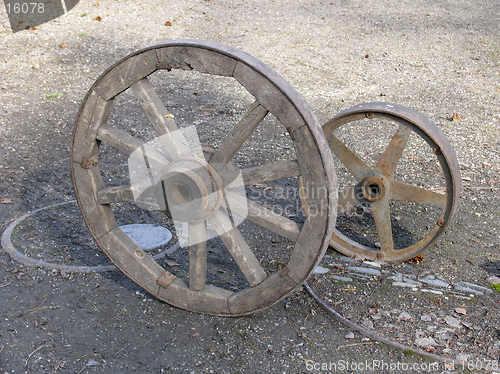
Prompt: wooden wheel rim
<box><xmin>320</xmin><ymin>102</ymin><xmax>460</xmax><ymax>263</ymax></box>
<box><xmin>71</xmin><ymin>40</ymin><xmax>337</xmax><ymax>316</ymax></box>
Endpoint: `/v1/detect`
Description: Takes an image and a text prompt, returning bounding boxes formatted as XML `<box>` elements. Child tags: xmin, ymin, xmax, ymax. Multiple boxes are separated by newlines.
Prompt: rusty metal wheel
<box><xmin>317</xmin><ymin>103</ymin><xmax>460</xmax><ymax>263</ymax></box>
<box><xmin>71</xmin><ymin>40</ymin><xmax>337</xmax><ymax>316</ymax></box>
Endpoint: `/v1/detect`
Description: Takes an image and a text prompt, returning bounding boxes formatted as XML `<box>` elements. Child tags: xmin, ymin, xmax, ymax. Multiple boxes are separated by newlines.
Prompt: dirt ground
<box><xmin>1</xmin><ymin>0</ymin><xmax>499</xmax><ymax>373</ymax></box>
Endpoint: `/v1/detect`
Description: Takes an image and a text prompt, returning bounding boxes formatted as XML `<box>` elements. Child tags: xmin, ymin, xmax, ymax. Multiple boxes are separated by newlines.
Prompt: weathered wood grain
<box><xmin>99</xmin><ymin>227</ymin><xmax>166</xmax><ymax>294</ymax></box>
<box><xmin>233</xmin><ymin>61</ymin><xmax>304</xmax><ymax>131</ymax></box>
<box><xmin>156</xmin><ymin>46</ymin><xmax>237</xmax><ymax>76</ymax></box>
<box><xmin>286</xmin><ymin>214</ymin><xmax>328</xmax><ymax>284</ymax></box>
<box><xmin>156</xmin><ymin>279</ymin><xmax>232</xmax><ymax>315</ymax></box>
<box><xmin>219</xmin><ymin>159</ymin><xmax>300</xmax><ymax>187</ymax></box>
<box><xmin>210</xmin><ymin>101</ymin><xmax>268</xmax><ymax>167</ymax></box>
<box><xmin>224</xmin><ymin>190</ymin><xmax>301</xmax><ymax>242</ymax></box>
<box><xmin>94</xmin><ymin>49</ymin><xmax>158</xmax><ymax>100</ymax></box>
<box><xmin>131</xmin><ymin>78</ymin><xmax>178</xmax><ymax>134</ymax></box>
<box><xmin>71</xmin><ymin>91</ymin><xmax>114</xmax><ymax>165</ymax></box>
<box><xmin>96</xmin><ymin>125</ymin><xmax>170</xmax><ymax>171</ymax></box>
<box><xmin>72</xmin><ymin>163</ymin><xmax>117</xmax><ymax>239</ymax></box>
<box><xmin>228</xmin><ymin>271</ymin><xmax>297</xmax><ymax>315</ymax></box>
<box><xmin>209</xmin><ymin>209</ymin><xmax>267</xmax><ymax>287</ymax></box>
<box><xmin>188</xmin><ymin>221</ymin><xmax>208</xmax><ymax>291</ymax></box>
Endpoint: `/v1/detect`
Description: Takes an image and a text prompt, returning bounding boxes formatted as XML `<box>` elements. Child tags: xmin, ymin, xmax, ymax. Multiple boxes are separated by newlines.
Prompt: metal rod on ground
<box><xmin>303</xmin><ymin>281</ymin><xmax>465</xmax><ymax>367</ymax></box>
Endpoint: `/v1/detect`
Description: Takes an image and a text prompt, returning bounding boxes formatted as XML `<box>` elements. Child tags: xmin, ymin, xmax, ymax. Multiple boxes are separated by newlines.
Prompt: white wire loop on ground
<box><xmin>1</xmin><ymin>201</ymin><xmax>180</xmax><ymax>273</ymax></box>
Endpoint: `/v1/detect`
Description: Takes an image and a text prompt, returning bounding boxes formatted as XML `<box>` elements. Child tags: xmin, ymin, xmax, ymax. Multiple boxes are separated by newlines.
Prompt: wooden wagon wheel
<box><xmin>71</xmin><ymin>40</ymin><xmax>337</xmax><ymax>316</ymax></box>
<box><xmin>301</xmin><ymin>103</ymin><xmax>460</xmax><ymax>263</ymax></box>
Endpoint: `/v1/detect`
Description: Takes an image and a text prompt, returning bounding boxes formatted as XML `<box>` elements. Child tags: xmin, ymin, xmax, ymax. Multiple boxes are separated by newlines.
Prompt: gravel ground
<box><xmin>1</xmin><ymin>0</ymin><xmax>499</xmax><ymax>373</ymax></box>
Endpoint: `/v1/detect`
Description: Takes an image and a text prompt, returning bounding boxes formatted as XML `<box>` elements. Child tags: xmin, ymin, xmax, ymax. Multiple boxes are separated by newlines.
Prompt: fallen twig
<box><xmin>337</xmin><ymin>341</ymin><xmax>378</xmax><ymax>349</ymax></box>
<box><xmin>0</xmin><ymin>280</ymin><xmax>11</xmax><ymax>288</ymax></box>
<box><xmin>86</xmin><ymin>299</ymin><xmax>100</xmax><ymax>312</ymax></box>
<box><xmin>244</xmin><ymin>341</ymin><xmax>261</xmax><ymax>352</ymax></box>
<box><xmin>25</xmin><ymin>306</ymin><xmax>60</xmax><ymax>316</ymax></box>
<box><xmin>463</xmin><ymin>186</ymin><xmax>500</xmax><ymax>190</ymax></box>
<box><xmin>25</xmin><ymin>344</ymin><xmax>50</xmax><ymax>367</ymax></box>
<box><xmin>114</xmin><ymin>347</ymin><xmax>126</xmax><ymax>355</ymax></box>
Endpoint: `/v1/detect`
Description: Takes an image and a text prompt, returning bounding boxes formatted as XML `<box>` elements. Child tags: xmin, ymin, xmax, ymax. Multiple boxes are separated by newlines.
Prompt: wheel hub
<box><xmin>360</xmin><ymin>175</ymin><xmax>389</xmax><ymax>202</ymax></box>
<box><xmin>155</xmin><ymin>157</ymin><xmax>224</xmax><ymax>222</ymax></box>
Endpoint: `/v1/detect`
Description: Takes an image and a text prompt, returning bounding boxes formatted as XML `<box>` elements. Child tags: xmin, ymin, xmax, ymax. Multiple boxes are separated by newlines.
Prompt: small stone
<box><xmin>361</xmin><ymin>319</ymin><xmax>374</xmax><ymax>330</ymax></box>
<box><xmin>427</xmin><ymin>326</ymin><xmax>438</xmax><ymax>332</ymax></box>
<box><xmin>415</xmin><ymin>337</ymin><xmax>437</xmax><ymax>348</ymax></box>
<box><xmin>362</xmin><ymin>261</ymin><xmax>382</xmax><ymax>268</ymax></box>
<box><xmin>32</xmin><ymin>62</ymin><xmax>40</xmax><ymax>70</ymax></box>
<box><xmin>455</xmin><ymin>281</ymin><xmax>493</xmax><ymax>293</ymax></box>
<box><xmin>345</xmin><ymin>332</ymin><xmax>355</xmax><ymax>339</ymax></box>
<box><xmin>402</xmin><ymin>277</ymin><xmax>422</xmax><ymax>286</ymax></box>
<box><xmin>442</xmin><ymin>348</ymin><xmax>452</xmax><ymax>354</ymax></box>
<box><xmin>398</xmin><ymin>312</ymin><xmax>413</xmax><ymax>321</ymax></box>
<box><xmin>328</xmin><ymin>262</ymin><xmax>344</xmax><ymax>268</ymax></box>
<box><xmin>392</xmin><ymin>281</ymin><xmax>418</xmax><ymax>289</ymax></box>
<box><xmin>419</xmin><ymin>278</ymin><xmax>449</xmax><ymax>288</ymax></box>
<box><xmin>338</xmin><ymin>255</ymin><xmax>356</xmax><ymax>262</ymax></box>
<box><xmin>331</xmin><ymin>275</ymin><xmax>353</xmax><ymax>282</ymax></box>
<box><xmin>435</xmin><ymin>328</ymin><xmax>453</xmax><ymax>343</ymax></box>
<box><xmin>415</xmin><ymin>330</ymin><xmax>425</xmax><ymax>339</ymax></box>
<box><xmin>388</xmin><ymin>273</ymin><xmax>403</xmax><ymax>282</ymax></box>
<box><xmin>419</xmin><ymin>289</ymin><xmax>443</xmax><ymax>295</ymax></box>
<box><xmin>86</xmin><ymin>359</ymin><xmax>100</xmax><ymax>367</ymax></box>
<box><xmin>487</xmin><ymin>275</ymin><xmax>500</xmax><ymax>284</ymax></box>
<box><xmin>346</xmin><ymin>266</ymin><xmax>381</xmax><ymax>276</ymax></box>
<box><xmin>456</xmin><ymin>354</ymin><xmax>469</xmax><ymax>362</ymax></box>
<box><xmin>347</xmin><ymin>272</ymin><xmax>372</xmax><ymax>279</ymax></box>
<box><xmin>314</xmin><ymin>265</ymin><xmax>329</xmax><ymax>274</ymax></box>
<box><xmin>322</xmin><ymin>254</ymin><xmax>333</xmax><ymax>262</ymax></box>
<box><xmin>493</xmin><ymin>341</ymin><xmax>500</xmax><ymax>351</ymax></box>
<box><xmin>455</xmin><ymin>307</ymin><xmax>466</xmax><ymax>315</ymax></box>
<box><xmin>445</xmin><ymin>316</ymin><xmax>461</xmax><ymax>328</ymax></box>
<box><xmin>453</xmin><ymin>285</ymin><xmax>484</xmax><ymax>295</ymax></box>
<box><xmin>420</xmin><ymin>314</ymin><xmax>432</xmax><ymax>322</ymax></box>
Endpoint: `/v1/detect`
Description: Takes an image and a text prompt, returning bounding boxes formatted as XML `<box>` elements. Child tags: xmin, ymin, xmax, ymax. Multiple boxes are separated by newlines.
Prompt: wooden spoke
<box><xmin>96</xmin><ymin>183</ymin><xmax>157</xmax><ymax>205</ymax></box>
<box><xmin>338</xmin><ymin>185</ymin><xmax>361</xmax><ymax>213</ymax></box>
<box><xmin>329</xmin><ymin>133</ymin><xmax>372</xmax><ymax>181</ymax></box>
<box><xmin>131</xmin><ymin>78</ymin><xmax>192</xmax><ymax>158</ymax></box>
<box><xmin>188</xmin><ymin>221</ymin><xmax>208</xmax><ymax>291</ymax></box>
<box><xmin>96</xmin><ymin>125</ymin><xmax>170</xmax><ymax>170</ymax></box>
<box><xmin>208</xmin><ymin>209</ymin><xmax>267</xmax><ymax>287</ymax></box>
<box><xmin>375</xmin><ymin>125</ymin><xmax>412</xmax><ymax>176</ymax></box>
<box><xmin>371</xmin><ymin>201</ymin><xmax>395</xmax><ymax>254</ymax></box>
<box><xmin>390</xmin><ymin>180</ymin><xmax>447</xmax><ymax>207</ymax></box>
<box><xmin>224</xmin><ymin>190</ymin><xmax>301</xmax><ymax>242</ymax></box>
<box><xmin>72</xmin><ymin>40</ymin><xmax>337</xmax><ymax>315</ymax></box>
<box><xmin>210</xmin><ymin>101</ymin><xmax>268</xmax><ymax>168</ymax></box>
<box><xmin>131</xmin><ymin>78</ymin><xmax>178</xmax><ymax>134</ymax></box>
<box><xmin>97</xmin><ymin>185</ymin><xmax>135</xmax><ymax>204</ymax></box>
<box><xmin>219</xmin><ymin>160</ymin><xmax>300</xmax><ymax>187</ymax></box>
